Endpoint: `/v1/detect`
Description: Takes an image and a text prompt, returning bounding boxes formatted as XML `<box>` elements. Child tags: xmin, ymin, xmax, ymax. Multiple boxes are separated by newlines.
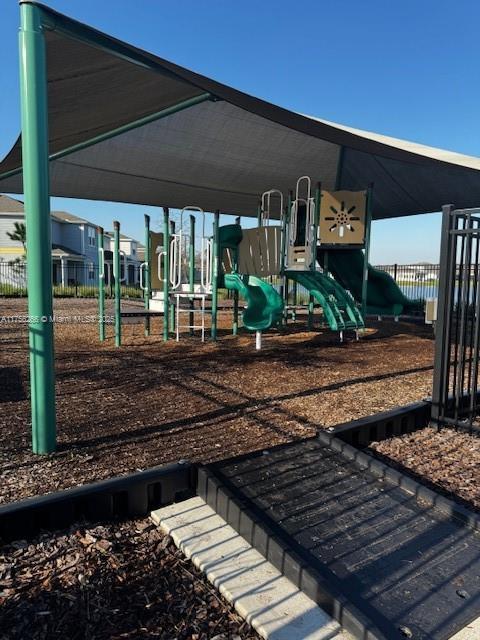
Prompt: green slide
<box><xmin>286</xmin><ymin>270</ymin><xmax>364</xmax><ymax>332</ymax></box>
<box><xmin>317</xmin><ymin>249</ymin><xmax>422</xmax><ymax>317</ymax></box>
<box><xmin>217</xmin><ymin>224</ymin><xmax>284</xmax><ymax>331</ymax></box>
<box><xmin>223</xmin><ymin>273</ymin><xmax>284</xmax><ymax>331</ymax></box>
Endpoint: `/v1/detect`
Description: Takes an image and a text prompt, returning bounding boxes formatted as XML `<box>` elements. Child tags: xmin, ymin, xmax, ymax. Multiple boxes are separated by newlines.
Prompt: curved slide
<box><xmin>317</xmin><ymin>249</ymin><xmax>422</xmax><ymax>316</ymax></box>
<box><xmin>286</xmin><ymin>271</ymin><xmax>364</xmax><ymax>332</ymax></box>
<box><xmin>223</xmin><ymin>273</ymin><xmax>284</xmax><ymax>331</ymax></box>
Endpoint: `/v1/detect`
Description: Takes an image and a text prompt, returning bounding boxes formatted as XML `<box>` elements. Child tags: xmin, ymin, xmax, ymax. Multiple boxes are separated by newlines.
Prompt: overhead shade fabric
<box><xmin>2</xmin><ymin>2</ymin><xmax>480</xmax><ymax>218</ymax></box>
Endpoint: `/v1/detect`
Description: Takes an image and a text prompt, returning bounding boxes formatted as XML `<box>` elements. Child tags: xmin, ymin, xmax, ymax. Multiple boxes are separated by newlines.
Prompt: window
<box><xmin>87</xmin><ymin>226</ymin><xmax>96</xmax><ymax>247</ymax></box>
<box><xmin>87</xmin><ymin>261</ymin><xmax>95</xmax><ymax>280</ymax></box>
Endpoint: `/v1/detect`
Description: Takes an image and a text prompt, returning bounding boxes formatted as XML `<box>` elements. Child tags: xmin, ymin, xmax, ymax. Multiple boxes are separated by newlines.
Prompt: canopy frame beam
<box><xmin>16</xmin><ymin>1</ymin><xmax>217</xmax><ymax>454</ymax></box>
<box><xmin>0</xmin><ymin>91</ymin><xmax>215</xmax><ymax>182</ymax></box>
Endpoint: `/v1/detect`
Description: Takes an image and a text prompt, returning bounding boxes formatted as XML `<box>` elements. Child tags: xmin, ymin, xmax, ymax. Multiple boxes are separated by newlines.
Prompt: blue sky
<box><xmin>1</xmin><ymin>0</ymin><xmax>479</xmax><ymax>263</ymax></box>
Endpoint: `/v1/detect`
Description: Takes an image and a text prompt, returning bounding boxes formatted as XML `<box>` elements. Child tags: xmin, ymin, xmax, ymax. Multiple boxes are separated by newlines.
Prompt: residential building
<box><xmin>0</xmin><ymin>194</ymin><xmax>142</xmax><ymax>286</ymax></box>
<box><xmin>104</xmin><ymin>232</ymin><xmax>144</xmax><ymax>285</ymax></box>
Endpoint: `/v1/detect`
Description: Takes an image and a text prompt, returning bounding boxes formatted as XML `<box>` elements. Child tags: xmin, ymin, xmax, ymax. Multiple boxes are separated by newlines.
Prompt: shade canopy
<box><xmin>2</xmin><ymin>2</ymin><xmax>480</xmax><ymax>219</ymax></box>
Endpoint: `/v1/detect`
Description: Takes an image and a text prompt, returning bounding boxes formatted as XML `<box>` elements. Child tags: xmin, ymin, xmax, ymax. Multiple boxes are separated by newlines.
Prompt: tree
<box><xmin>7</xmin><ymin>222</ymin><xmax>27</xmax><ymax>271</ymax></box>
<box><xmin>7</xmin><ymin>222</ymin><xmax>26</xmax><ymax>253</ymax></box>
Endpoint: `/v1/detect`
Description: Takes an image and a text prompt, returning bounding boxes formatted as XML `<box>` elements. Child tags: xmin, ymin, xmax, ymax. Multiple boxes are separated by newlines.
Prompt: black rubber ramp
<box><xmin>206</xmin><ymin>439</ymin><xmax>480</xmax><ymax>640</ymax></box>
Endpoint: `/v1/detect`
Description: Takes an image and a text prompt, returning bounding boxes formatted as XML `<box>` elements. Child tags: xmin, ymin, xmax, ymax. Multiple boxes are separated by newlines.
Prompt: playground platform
<box><xmin>200</xmin><ymin>437</ymin><xmax>480</xmax><ymax>640</ymax></box>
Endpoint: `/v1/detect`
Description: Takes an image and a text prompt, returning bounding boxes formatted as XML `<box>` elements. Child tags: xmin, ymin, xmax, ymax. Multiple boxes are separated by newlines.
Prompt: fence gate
<box><xmin>431</xmin><ymin>204</ymin><xmax>480</xmax><ymax>432</ymax></box>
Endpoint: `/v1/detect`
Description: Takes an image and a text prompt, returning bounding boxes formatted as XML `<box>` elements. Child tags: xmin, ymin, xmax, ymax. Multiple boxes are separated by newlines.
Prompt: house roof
<box><xmin>1</xmin><ymin>2</ymin><xmax>480</xmax><ymax>219</ymax></box>
<box><xmin>0</xmin><ymin>194</ymin><xmax>24</xmax><ymax>213</ymax></box>
<box><xmin>104</xmin><ymin>231</ymin><xmax>137</xmax><ymax>241</ymax></box>
<box><xmin>51</xmin><ymin>210</ymin><xmax>89</xmax><ymax>224</ymax></box>
<box><xmin>51</xmin><ymin>243</ymin><xmax>83</xmax><ymax>258</ymax></box>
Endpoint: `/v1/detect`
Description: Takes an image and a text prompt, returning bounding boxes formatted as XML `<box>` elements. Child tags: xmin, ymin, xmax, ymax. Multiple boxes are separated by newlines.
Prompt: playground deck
<box><xmin>204</xmin><ymin>438</ymin><xmax>480</xmax><ymax>640</ymax></box>
<box><xmin>1</xmin><ymin>298</ymin><xmax>434</xmax><ymax>504</ymax></box>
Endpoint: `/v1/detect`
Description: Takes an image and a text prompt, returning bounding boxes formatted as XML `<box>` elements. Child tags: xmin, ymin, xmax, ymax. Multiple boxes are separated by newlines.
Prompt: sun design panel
<box><xmin>319</xmin><ymin>190</ymin><xmax>367</xmax><ymax>246</ymax></box>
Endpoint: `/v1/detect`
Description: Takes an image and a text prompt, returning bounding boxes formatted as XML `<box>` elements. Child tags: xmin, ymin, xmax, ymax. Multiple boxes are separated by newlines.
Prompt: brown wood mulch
<box><xmin>369</xmin><ymin>426</ymin><xmax>480</xmax><ymax>513</ymax></box>
<box><xmin>0</xmin><ymin>517</ymin><xmax>259</xmax><ymax>640</ymax></box>
<box><xmin>0</xmin><ymin>299</ymin><xmax>434</xmax><ymax>504</ymax></box>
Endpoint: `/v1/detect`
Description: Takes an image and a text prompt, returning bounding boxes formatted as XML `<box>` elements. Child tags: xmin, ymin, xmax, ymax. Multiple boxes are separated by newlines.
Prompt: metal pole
<box><xmin>257</xmin><ymin>202</ymin><xmax>262</xmax><ymax>227</ymax></box>
<box><xmin>97</xmin><ymin>226</ymin><xmax>105</xmax><ymax>342</ymax></box>
<box><xmin>19</xmin><ymin>2</ymin><xmax>56</xmax><ymax>454</ymax></box>
<box><xmin>211</xmin><ymin>210</ymin><xmax>220</xmax><ymax>340</ymax></box>
<box><xmin>431</xmin><ymin>205</ymin><xmax>455</xmax><ymax>424</ymax></box>
<box><xmin>307</xmin><ymin>182</ymin><xmax>321</xmax><ymax>330</ymax></box>
<box><xmin>189</xmin><ymin>214</ymin><xmax>195</xmax><ymax>336</ymax></box>
<box><xmin>283</xmin><ymin>190</ymin><xmax>293</xmax><ymax>324</ymax></box>
<box><xmin>361</xmin><ymin>184</ymin><xmax>373</xmax><ymax>322</ymax></box>
<box><xmin>113</xmin><ymin>220</ymin><xmax>121</xmax><ymax>347</ymax></box>
<box><xmin>232</xmin><ymin>216</ymin><xmax>241</xmax><ymax>336</ymax></box>
<box><xmin>169</xmin><ymin>219</ymin><xmax>175</xmax><ymax>334</ymax></box>
<box><xmin>233</xmin><ymin>215</ymin><xmax>240</xmax><ymax>335</ymax></box>
<box><xmin>144</xmin><ymin>214</ymin><xmax>151</xmax><ymax>336</ymax></box>
<box><xmin>312</xmin><ymin>182</ymin><xmax>321</xmax><ymax>270</ymax></box>
<box><xmin>163</xmin><ymin>207</ymin><xmax>170</xmax><ymax>341</ymax></box>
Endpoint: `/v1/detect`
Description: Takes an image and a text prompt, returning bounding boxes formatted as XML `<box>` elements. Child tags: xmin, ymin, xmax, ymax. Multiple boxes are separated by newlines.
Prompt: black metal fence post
<box><xmin>431</xmin><ymin>205</ymin><xmax>455</xmax><ymax>425</ymax></box>
<box><xmin>430</xmin><ymin>204</ymin><xmax>480</xmax><ymax>434</ymax></box>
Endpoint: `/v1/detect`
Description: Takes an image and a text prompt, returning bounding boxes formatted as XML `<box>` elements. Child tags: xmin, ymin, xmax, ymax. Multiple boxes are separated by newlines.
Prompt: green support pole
<box><xmin>307</xmin><ymin>183</ymin><xmax>321</xmax><ymax>330</ymax></box>
<box><xmin>325</xmin><ymin>147</ymin><xmax>344</xmax><ymax>278</ymax></box>
<box><xmin>144</xmin><ymin>214</ymin><xmax>151</xmax><ymax>336</ymax></box>
<box><xmin>307</xmin><ymin>297</ymin><xmax>314</xmax><ymax>330</ymax></box>
<box><xmin>97</xmin><ymin>226</ymin><xmax>105</xmax><ymax>342</ymax></box>
<box><xmin>211</xmin><ymin>210</ymin><xmax>220</xmax><ymax>341</ymax></box>
<box><xmin>283</xmin><ymin>190</ymin><xmax>293</xmax><ymax>324</ymax></box>
<box><xmin>189</xmin><ymin>214</ymin><xmax>195</xmax><ymax>336</ymax></box>
<box><xmin>19</xmin><ymin>2</ymin><xmax>56</xmax><ymax>454</ymax></box>
<box><xmin>361</xmin><ymin>184</ymin><xmax>374</xmax><ymax>323</ymax></box>
<box><xmin>232</xmin><ymin>215</ymin><xmax>240</xmax><ymax>336</ymax></box>
<box><xmin>312</xmin><ymin>182</ymin><xmax>321</xmax><ymax>269</ymax></box>
<box><xmin>113</xmin><ymin>220</ymin><xmax>121</xmax><ymax>347</ymax></box>
<box><xmin>163</xmin><ymin>207</ymin><xmax>170</xmax><ymax>341</ymax></box>
<box><xmin>169</xmin><ymin>219</ymin><xmax>175</xmax><ymax>334</ymax></box>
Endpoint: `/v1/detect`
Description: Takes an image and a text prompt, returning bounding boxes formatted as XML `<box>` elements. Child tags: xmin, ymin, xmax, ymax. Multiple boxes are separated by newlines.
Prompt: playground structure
<box><xmin>98</xmin><ymin>174</ymin><xmax>424</xmax><ymax>348</ymax></box>
<box><xmin>4</xmin><ymin>4</ymin><xmax>480</xmax><ymax>640</ymax></box>
<box><xmin>1</xmin><ymin>3</ymin><xmax>480</xmax><ymax>458</ymax></box>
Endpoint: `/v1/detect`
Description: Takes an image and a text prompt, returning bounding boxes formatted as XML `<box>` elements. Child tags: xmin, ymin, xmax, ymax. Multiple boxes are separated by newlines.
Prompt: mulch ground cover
<box><xmin>369</xmin><ymin>425</ymin><xmax>480</xmax><ymax>512</ymax></box>
<box><xmin>0</xmin><ymin>298</ymin><xmax>435</xmax><ymax>504</ymax></box>
<box><xmin>3</xmin><ymin>298</ymin><xmax>480</xmax><ymax>640</ymax></box>
<box><xmin>0</xmin><ymin>517</ymin><xmax>259</xmax><ymax>640</ymax></box>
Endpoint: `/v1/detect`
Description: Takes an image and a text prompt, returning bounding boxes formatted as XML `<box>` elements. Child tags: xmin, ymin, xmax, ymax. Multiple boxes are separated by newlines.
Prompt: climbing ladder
<box><xmin>285</xmin><ymin>175</ymin><xmax>316</xmax><ymax>271</ymax></box>
<box><xmin>150</xmin><ymin>206</ymin><xmax>213</xmax><ymax>339</ymax></box>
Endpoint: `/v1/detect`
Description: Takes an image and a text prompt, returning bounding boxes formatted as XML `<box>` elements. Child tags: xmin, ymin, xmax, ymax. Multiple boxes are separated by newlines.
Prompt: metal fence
<box><xmin>375</xmin><ymin>263</ymin><xmax>440</xmax><ymax>301</ymax></box>
<box><xmin>431</xmin><ymin>205</ymin><xmax>480</xmax><ymax>434</ymax></box>
<box><xmin>0</xmin><ymin>261</ymin><xmax>143</xmax><ymax>298</ymax></box>
<box><xmin>0</xmin><ymin>259</ymin><xmax>441</xmax><ymax>301</ymax></box>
